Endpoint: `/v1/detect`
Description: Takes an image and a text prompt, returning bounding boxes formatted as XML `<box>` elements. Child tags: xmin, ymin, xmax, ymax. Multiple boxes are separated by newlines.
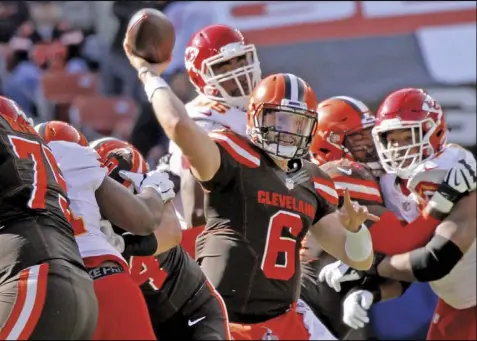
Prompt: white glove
<box><xmin>342</xmin><ymin>290</ymin><xmax>374</xmax><ymax>330</ymax></box>
<box><xmin>119</xmin><ymin>169</ymin><xmax>175</xmax><ymax>202</ymax></box>
<box><xmin>318</xmin><ymin>260</ymin><xmax>363</xmax><ymax>292</ymax></box>
<box><xmin>99</xmin><ymin>220</ymin><xmax>125</xmax><ymax>253</ymax></box>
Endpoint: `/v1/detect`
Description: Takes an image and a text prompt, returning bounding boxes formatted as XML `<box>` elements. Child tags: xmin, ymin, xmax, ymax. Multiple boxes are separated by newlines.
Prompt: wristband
<box><xmin>143</xmin><ymin>74</ymin><xmax>170</xmax><ymax>102</ymax></box>
<box><xmin>345</xmin><ymin>224</ymin><xmax>373</xmax><ymax>262</ymax></box>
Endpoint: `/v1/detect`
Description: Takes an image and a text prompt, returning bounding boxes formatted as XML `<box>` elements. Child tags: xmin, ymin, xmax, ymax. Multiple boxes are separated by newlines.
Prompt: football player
<box><xmin>124</xmin><ymin>32</ymin><xmax>380</xmax><ymax>339</ymax></box>
<box><xmin>302</xmin><ymin>96</ymin><xmax>423</xmax><ymax>339</ymax></box>
<box><xmin>93</xmin><ymin>138</ymin><xmax>231</xmax><ymax>340</ymax></box>
<box><xmin>316</xmin><ymin>90</ymin><xmax>476</xmax><ymax>340</ymax></box>
<box><xmin>0</xmin><ymin>99</ymin><xmax>97</xmax><ymax>340</ymax></box>
<box><xmin>35</xmin><ymin>120</ymin><xmax>177</xmax><ymax>340</ymax></box>
<box><xmin>169</xmin><ymin>24</ymin><xmax>262</xmax><ymax>230</ymax></box>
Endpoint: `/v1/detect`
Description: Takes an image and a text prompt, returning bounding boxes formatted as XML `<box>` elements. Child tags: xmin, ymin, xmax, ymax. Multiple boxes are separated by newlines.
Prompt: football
<box><xmin>126</xmin><ymin>8</ymin><xmax>175</xmax><ymax>64</ymax></box>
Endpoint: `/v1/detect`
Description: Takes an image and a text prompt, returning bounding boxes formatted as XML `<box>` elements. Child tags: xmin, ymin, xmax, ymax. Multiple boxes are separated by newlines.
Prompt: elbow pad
<box><xmin>409</xmin><ymin>235</ymin><xmax>463</xmax><ymax>282</ymax></box>
<box><xmin>122</xmin><ymin>233</ymin><xmax>158</xmax><ymax>259</ymax></box>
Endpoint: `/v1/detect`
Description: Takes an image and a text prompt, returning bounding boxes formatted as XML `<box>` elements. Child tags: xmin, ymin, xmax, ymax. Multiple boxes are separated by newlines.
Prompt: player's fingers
<box><xmin>355</xmin><ymin>310</ymin><xmax>369</xmax><ymax>326</ymax></box>
<box><xmin>318</xmin><ymin>265</ymin><xmax>332</xmax><ymax>283</ymax></box>
<box><xmin>366</xmin><ymin>212</ymin><xmax>381</xmax><ymax>222</ymax></box>
<box><xmin>331</xmin><ymin>277</ymin><xmax>342</xmax><ymax>292</ymax></box>
<box><xmin>330</xmin><ymin>271</ymin><xmax>344</xmax><ymax>291</ymax></box>
<box><xmin>119</xmin><ymin>170</ymin><xmax>143</xmax><ymax>186</ymax></box>
<box><xmin>354</xmin><ymin>306</ymin><xmax>368</xmax><ymax>320</ymax></box>
<box><xmin>343</xmin><ymin>189</ymin><xmax>354</xmax><ymax>214</ymax></box>
<box><xmin>345</xmin><ymin>313</ymin><xmax>365</xmax><ymax>329</ymax></box>
<box><xmin>337</xmin><ymin>211</ymin><xmax>351</xmax><ymax>228</ymax></box>
<box><xmin>317</xmin><ymin>268</ymin><xmax>326</xmax><ymax>282</ymax></box>
<box><xmin>325</xmin><ymin>269</ymin><xmax>334</xmax><ymax>287</ymax></box>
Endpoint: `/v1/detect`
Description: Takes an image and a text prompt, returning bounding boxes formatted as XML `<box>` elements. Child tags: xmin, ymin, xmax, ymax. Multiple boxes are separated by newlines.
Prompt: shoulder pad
<box><xmin>195</xmin><ymin>119</ymin><xmax>228</xmax><ymax>133</ymax></box>
<box><xmin>208</xmin><ymin>130</ymin><xmax>261</xmax><ymax>168</ymax></box>
<box><xmin>186</xmin><ymin>96</ymin><xmax>247</xmax><ymax>136</ymax></box>
<box><xmin>320</xmin><ymin>159</ymin><xmax>383</xmax><ymax>205</ymax></box>
<box><xmin>186</xmin><ymin>97</ymin><xmax>232</xmax><ymax>121</ymax></box>
<box><xmin>408</xmin><ymin>145</ymin><xmax>476</xmax><ymax>200</ymax></box>
<box><xmin>303</xmin><ymin>161</ymin><xmax>339</xmax><ymax>206</ymax></box>
<box><xmin>409</xmin><ymin>145</ymin><xmax>475</xmax><ymax>186</ymax></box>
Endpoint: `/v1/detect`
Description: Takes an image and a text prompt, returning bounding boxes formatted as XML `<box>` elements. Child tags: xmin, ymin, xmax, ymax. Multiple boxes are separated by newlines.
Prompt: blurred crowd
<box><xmin>0</xmin><ymin>1</ymin><xmax>212</xmax><ymax>167</ymax></box>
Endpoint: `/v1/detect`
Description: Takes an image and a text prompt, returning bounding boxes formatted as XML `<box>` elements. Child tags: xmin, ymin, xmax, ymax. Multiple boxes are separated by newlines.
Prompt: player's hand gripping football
<box><xmin>119</xmin><ymin>169</ymin><xmax>176</xmax><ymax>202</ymax></box>
<box><xmin>123</xmin><ymin>31</ymin><xmax>171</xmax><ymax>75</ymax></box>
<box><xmin>338</xmin><ymin>190</ymin><xmax>380</xmax><ymax>232</ymax></box>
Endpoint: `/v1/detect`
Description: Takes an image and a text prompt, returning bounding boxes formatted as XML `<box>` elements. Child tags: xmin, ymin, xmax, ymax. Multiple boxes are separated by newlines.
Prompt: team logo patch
<box><xmin>285</xmin><ymin>178</ymin><xmax>294</xmax><ymax>190</ymax></box>
<box><xmin>261</xmin><ymin>327</ymin><xmax>278</xmax><ymax>340</ymax></box>
<box><xmin>402</xmin><ymin>201</ymin><xmax>412</xmax><ymax>212</ymax></box>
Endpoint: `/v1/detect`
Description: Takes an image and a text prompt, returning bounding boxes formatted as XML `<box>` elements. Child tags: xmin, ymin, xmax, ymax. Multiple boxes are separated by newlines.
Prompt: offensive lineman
<box><xmin>93</xmin><ymin>138</ymin><xmax>231</xmax><ymax>340</ymax></box>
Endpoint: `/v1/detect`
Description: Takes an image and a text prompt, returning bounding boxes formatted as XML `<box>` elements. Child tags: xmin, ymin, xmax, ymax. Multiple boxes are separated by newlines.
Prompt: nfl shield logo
<box><xmin>285</xmin><ymin>178</ymin><xmax>294</xmax><ymax>190</ymax></box>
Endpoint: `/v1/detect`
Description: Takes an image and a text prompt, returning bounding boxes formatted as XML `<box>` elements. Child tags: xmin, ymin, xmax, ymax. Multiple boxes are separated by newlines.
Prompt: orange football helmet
<box><xmin>34</xmin><ymin>120</ymin><xmax>88</xmax><ymax>146</ymax></box>
<box><xmin>90</xmin><ymin>137</ymin><xmax>148</xmax><ymax>190</ymax></box>
<box><xmin>89</xmin><ymin>137</ymin><xmax>131</xmax><ymax>158</ymax></box>
<box><xmin>0</xmin><ymin>96</ymin><xmax>34</xmax><ymax>128</ymax></box>
<box><xmin>311</xmin><ymin>96</ymin><xmax>381</xmax><ymax>174</ymax></box>
<box><xmin>246</xmin><ymin>73</ymin><xmax>318</xmax><ymax>159</ymax></box>
<box><xmin>372</xmin><ymin>88</ymin><xmax>447</xmax><ymax>179</ymax></box>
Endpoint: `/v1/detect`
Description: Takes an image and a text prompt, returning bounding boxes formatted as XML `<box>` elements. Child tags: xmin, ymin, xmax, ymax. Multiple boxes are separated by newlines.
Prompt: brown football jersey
<box><xmin>319</xmin><ymin>158</ymin><xmax>383</xmax><ymax>207</ymax></box>
<box><xmin>195</xmin><ymin>130</ymin><xmax>338</xmax><ymax>323</ymax></box>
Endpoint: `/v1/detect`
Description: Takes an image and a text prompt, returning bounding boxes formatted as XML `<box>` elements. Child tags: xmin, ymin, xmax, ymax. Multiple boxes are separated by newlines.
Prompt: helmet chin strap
<box><xmin>263</xmin><ymin>143</ymin><xmax>298</xmax><ymax>160</ymax></box>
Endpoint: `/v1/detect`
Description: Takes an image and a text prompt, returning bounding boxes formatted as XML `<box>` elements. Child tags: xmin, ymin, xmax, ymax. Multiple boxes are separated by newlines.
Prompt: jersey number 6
<box><xmin>261</xmin><ymin>211</ymin><xmax>304</xmax><ymax>281</ymax></box>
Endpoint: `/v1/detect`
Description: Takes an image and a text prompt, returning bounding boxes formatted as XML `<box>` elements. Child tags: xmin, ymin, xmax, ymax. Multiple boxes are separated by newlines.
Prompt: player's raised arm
<box><xmin>123</xmin><ymin>37</ymin><xmax>220</xmax><ymax>183</ymax></box>
<box><xmin>310</xmin><ymin>190</ymin><xmax>379</xmax><ymax>270</ymax></box>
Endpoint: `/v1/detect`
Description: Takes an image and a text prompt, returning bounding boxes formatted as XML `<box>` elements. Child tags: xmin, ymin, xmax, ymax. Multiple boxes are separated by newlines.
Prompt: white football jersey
<box><xmin>380</xmin><ymin>145</ymin><xmax>476</xmax><ymax>309</ymax></box>
<box><xmin>168</xmin><ymin>95</ymin><xmax>248</xmax><ymax>228</ymax></box>
<box><xmin>48</xmin><ymin>141</ymin><xmax>127</xmax><ymax>267</ymax></box>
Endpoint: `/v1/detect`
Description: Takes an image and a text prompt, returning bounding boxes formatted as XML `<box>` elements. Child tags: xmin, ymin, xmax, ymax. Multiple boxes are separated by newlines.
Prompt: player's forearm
<box><xmin>311</xmin><ymin>213</ymin><xmax>374</xmax><ymax>271</ymax></box>
<box><xmin>140</xmin><ymin>72</ymin><xmax>220</xmax><ymax>181</ymax></box>
<box><xmin>376</xmin><ymin>192</ymin><xmax>475</xmax><ymax>282</ymax></box>
<box><xmin>376</xmin><ymin>253</ymin><xmax>416</xmax><ymax>282</ymax></box>
<box><xmin>153</xmin><ymin>202</ymin><xmax>182</xmax><ymax>254</ymax></box>
<box><xmin>134</xmin><ymin>188</ymin><xmax>165</xmax><ymax>233</ymax></box>
<box><xmin>97</xmin><ymin>177</ymin><xmax>163</xmax><ymax>235</ymax></box>
<box><xmin>140</xmin><ymin>72</ymin><xmax>188</xmax><ymax>142</ymax></box>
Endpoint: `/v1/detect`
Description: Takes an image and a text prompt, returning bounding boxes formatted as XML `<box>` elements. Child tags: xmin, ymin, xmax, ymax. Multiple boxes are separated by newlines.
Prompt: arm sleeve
<box><xmin>369</xmin><ymin>211</ymin><xmax>439</xmax><ymax>254</ymax></box>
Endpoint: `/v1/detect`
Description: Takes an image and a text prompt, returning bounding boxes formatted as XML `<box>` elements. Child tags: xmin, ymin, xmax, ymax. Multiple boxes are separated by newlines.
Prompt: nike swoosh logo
<box><xmin>188</xmin><ymin>316</ymin><xmax>206</xmax><ymax>327</ymax></box>
<box><xmin>337</xmin><ymin>167</ymin><xmax>352</xmax><ymax>176</ymax></box>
